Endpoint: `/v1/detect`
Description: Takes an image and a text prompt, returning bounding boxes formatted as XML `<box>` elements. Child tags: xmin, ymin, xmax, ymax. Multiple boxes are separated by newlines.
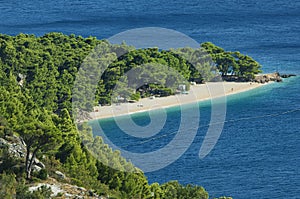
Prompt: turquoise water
<box><xmin>1</xmin><ymin>0</ymin><xmax>299</xmax><ymax>198</ymax></box>
<box><xmin>92</xmin><ymin>76</ymin><xmax>300</xmax><ymax>198</ymax></box>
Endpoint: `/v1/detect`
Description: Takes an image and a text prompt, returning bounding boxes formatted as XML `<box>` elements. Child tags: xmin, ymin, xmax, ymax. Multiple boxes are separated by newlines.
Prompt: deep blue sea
<box><xmin>1</xmin><ymin>0</ymin><xmax>299</xmax><ymax>198</ymax></box>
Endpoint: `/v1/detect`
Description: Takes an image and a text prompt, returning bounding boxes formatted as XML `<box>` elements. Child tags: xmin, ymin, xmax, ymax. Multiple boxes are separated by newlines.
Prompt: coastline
<box><xmin>90</xmin><ymin>81</ymin><xmax>272</xmax><ymax>121</ymax></box>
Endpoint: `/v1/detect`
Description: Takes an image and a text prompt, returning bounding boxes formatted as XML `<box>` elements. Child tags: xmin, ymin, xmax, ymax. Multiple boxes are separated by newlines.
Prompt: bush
<box><xmin>37</xmin><ymin>169</ymin><xmax>48</xmax><ymax>180</ymax></box>
<box><xmin>70</xmin><ymin>178</ymin><xmax>84</xmax><ymax>187</ymax></box>
<box><xmin>0</xmin><ymin>172</ymin><xmax>17</xmax><ymax>199</ymax></box>
<box><xmin>0</xmin><ymin>148</ymin><xmax>22</xmax><ymax>175</ymax></box>
<box><xmin>16</xmin><ymin>184</ymin><xmax>52</xmax><ymax>199</ymax></box>
<box><xmin>130</xmin><ymin>92</ymin><xmax>141</xmax><ymax>101</ymax></box>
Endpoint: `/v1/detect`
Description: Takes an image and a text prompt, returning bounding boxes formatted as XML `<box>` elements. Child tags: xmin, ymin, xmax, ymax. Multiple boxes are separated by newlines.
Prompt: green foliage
<box><xmin>16</xmin><ymin>184</ymin><xmax>52</xmax><ymax>199</ymax></box>
<box><xmin>150</xmin><ymin>182</ymin><xmax>163</xmax><ymax>199</ymax></box>
<box><xmin>160</xmin><ymin>181</ymin><xmax>208</xmax><ymax>199</ymax></box>
<box><xmin>0</xmin><ymin>117</ymin><xmax>13</xmax><ymax>137</ymax></box>
<box><xmin>171</xmin><ymin>47</ymin><xmax>217</xmax><ymax>82</ymax></box>
<box><xmin>99</xmin><ymin>48</ymin><xmax>197</xmax><ymax>105</ymax></box>
<box><xmin>201</xmin><ymin>42</ymin><xmax>261</xmax><ymax>80</ymax></box>
<box><xmin>15</xmin><ymin>107</ymin><xmax>63</xmax><ymax>179</ymax></box>
<box><xmin>0</xmin><ymin>147</ymin><xmax>22</xmax><ymax>175</ymax></box>
<box><xmin>130</xmin><ymin>92</ymin><xmax>141</xmax><ymax>101</ymax></box>
<box><xmin>37</xmin><ymin>169</ymin><xmax>48</xmax><ymax>180</ymax></box>
<box><xmin>0</xmin><ymin>172</ymin><xmax>17</xmax><ymax>199</ymax></box>
<box><xmin>0</xmin><ymin>173</ymin><xmax>51</xmax><ymax>199</ymax></box>
<box><xmin>0</xmin><ymin>33</ymin><xmax>102</xmax><ymax>113</ymax></box>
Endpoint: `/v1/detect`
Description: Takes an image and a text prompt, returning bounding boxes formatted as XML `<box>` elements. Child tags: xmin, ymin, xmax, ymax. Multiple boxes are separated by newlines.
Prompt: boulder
<box><xmin>275</xmin><ymin>77</ymin><xmax>282</xmax><ymax>82</ymax></box>
<box><xmin>0</xmin><ymin>136</ymin><xmax>46</xmax><ymax>172</ymax></box>
<box><xmin>55</xmin><ymin>171</ymin><xmax>66</xmax><ymax>179</ymax></box>
<box><xmin>29</xmin><ymin>183</ymin><xmax>63</xmax><ymax>197</ymax></box>
<box><xmin>0</xmin><ymin>136</ymin><xmax>26</xmax><ymax>159</ymax></box>
<box><xmin>280</xmin><ymin>74</ymin><xmax>296</xmax><ymax>78</ymax></box>
<box><xmin>74</xmin><ymin>185</ymin><xmax>86</xmax><ymax>192</ymax></box>
<box><xmin>255</xmin><ymin>72</ymin><xmax>283</xmax><ymax>83</ymax></box>
<box><xmin>32</xmin><ymin>165</ymin><xmax>42</xmax><ymax>172</ymax></box>
<box><xmin>34</xmin><ymin>158</ymin><xmax>46</xmax><ymax>169</ymax></box>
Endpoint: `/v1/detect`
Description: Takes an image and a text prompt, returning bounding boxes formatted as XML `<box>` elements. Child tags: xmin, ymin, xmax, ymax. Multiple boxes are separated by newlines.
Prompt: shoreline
<box><xmin>89</xmin><ymin>81</ymin><xmax>272</xmax><ymax>121</ymax></box>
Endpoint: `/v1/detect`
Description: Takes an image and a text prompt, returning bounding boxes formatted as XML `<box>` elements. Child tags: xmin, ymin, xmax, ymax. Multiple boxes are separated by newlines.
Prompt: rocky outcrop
<box><xmin>280</xmin><ymin>74</ymin><xmax>296</xmax><ymax>78</ymax></box>
<box><xmin>34</xmin><ymin>158</ymin><xmax>46</xmax><ymax>169</ymax></box>
<box><xmin>55</xmin><ymin>170</ymin><xmax>66</xmax><ymax>180</ymax></box>
<box><xmin>222</xmin><ymin>72</ymin><xmax>296</xmax><ymax>83</ymax></box>
<box><xmin>28</xmin><ymin>178</ymin><xmax>104</xmax><ymax>198</ymax></box>
<box><xmin>0</xmin><ymin>135</ymin><xmax>45</xmax><ymax>172</ymax></box>
<box><xmin>1</xmin><ymin>136</ymin><xmax>106</xmax><ymax>198</ymax></box>
<box><xmin>0</xmin><ymin>135</ymin><xmax>26</xmax><ymax>159</ymax></box>
<box><xmin>254</xmin><ymin>72</ymin><xmax>282</xmax><ymax>83</ymax></box>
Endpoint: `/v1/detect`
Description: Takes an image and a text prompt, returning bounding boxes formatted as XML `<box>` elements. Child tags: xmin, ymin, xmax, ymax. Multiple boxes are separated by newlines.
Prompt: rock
<box><xmin>255</xmin><ymin>72</ymin><xmax>283</xmax><ymax>83</ymax></box>
<box><xmin>64</xmin><ymin>193</ymin><xmax>74</xmax><ymax>198</ymax></box>
<box><xmin>0</xmin><ymin>138</ymin><xmax>8</xmax><ymax>147</ymax></box>
<box><xmin>32</xmin><ymin>165</ymin><xmax>42</xmax><ymax>172</ymax></box>
<box><xmin>55</xmin><ymin>171</ymin><xmax>66</xmax><ymax>179</ymax></box>
<box><xmin>29</xmin><ymin>183</ymin><xmax>63</xmax><ymax>197</ymax></box>
<box><xmin>1</xmin><ymin>136</ymin><xmax>47</xmax><ymax>176</ymax></box>
<box><xmin>280</xmin><ymin>74</ymin><xmax>296</xmax><ymax>78</ymax></box>
<box><xmin>0</xmin><ymin>136</ymin><xmax>26</xmax><ymax>159</ymax></box>
<box><xmin>75</xmin><ymin>185</ymin><xmax>86</xmax><ymax>192</ymax></box>
<box><xmin>34</xmin><ymin>158</ymin><xmax>45</xmax><ymax>169</ymax></box>
<box><xmin>65</xmin><ymin>193</ymin><xmax>74</xmax><ymax>198</ymax></box>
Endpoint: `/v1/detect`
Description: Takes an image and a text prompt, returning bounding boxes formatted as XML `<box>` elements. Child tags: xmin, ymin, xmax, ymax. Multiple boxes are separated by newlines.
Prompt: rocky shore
<box><xmin>254</xmin><ymin>72</ymin><xmax>296</xmax><ymax>83</ymax></box>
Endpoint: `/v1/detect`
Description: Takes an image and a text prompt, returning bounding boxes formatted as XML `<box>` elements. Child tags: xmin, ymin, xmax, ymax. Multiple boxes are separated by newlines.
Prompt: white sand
<box><xmin>90</xmin><ymin>82</ymin><xmax>269</xmax><ymax>120</ymax></box>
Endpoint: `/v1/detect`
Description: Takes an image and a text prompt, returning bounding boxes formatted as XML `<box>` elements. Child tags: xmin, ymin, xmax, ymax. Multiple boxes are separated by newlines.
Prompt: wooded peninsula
<box><xmin>0</xmin><ymin>32</ymin><xmax>267</xmax><ymax>198</ymax></box>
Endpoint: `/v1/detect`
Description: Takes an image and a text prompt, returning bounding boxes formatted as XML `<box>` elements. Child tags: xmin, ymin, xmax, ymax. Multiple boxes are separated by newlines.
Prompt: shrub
<box><xmin>37</xmin><ymin>169</ymin><xmax>48</xmax><ymax>180</ymax></box>
<box><xmin>0</xmin><ymin>172</ymin><xmax>17</xmax><ymax>199</ymax></box>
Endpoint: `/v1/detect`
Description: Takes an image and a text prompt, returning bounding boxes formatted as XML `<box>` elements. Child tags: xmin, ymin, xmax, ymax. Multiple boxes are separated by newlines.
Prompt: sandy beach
<box><xmin>90</xmin><ymin>81</ymin><xmax>269</xmax><ymax>120</ymax></box>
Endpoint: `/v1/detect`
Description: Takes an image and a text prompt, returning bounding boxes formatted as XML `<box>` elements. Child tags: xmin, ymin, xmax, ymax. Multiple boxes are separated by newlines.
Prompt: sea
<box><xmin>1</xmin><ymin>0</ymin><xmax>299</xmax><ymax>198</ymax></box>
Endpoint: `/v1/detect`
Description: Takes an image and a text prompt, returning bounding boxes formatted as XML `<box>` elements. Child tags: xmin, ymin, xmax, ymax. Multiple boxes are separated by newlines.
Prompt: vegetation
<box><xmin>0</xmin><ymin>172</ymin><xmax>52</xmax><ymax>199</ymax></box>
<box><xmin>201</xmin><ymin>42</ymin><xmax>261</xmax><ymax>80</ymax></box>
<box><xmin>0</xmin><ymin>33</ymin><xmax>259</xmax><ymax>198</ymax></box>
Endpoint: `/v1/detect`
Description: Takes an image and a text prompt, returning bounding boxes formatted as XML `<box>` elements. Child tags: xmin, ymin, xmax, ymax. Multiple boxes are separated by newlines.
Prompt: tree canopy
<box><xmin>201</xmin><ymin>42</ymin><xmax>261</xmax><ymax>79</ymax></box>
